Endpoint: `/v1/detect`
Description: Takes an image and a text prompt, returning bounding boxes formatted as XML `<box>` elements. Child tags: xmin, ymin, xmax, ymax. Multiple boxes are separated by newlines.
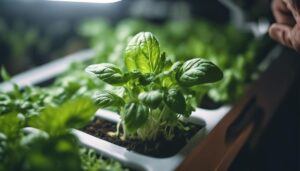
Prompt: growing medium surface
<box><xmin>83</xmin><ymin>118</ymin><xmax>202</xmax><ymax>157</ymax></box>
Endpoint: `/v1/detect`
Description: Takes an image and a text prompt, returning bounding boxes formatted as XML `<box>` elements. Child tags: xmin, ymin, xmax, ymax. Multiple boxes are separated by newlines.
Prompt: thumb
<box><xmin>269</xmin><ymin>23</ymin><xmax>293</xmax><ymax>48</ymax></box>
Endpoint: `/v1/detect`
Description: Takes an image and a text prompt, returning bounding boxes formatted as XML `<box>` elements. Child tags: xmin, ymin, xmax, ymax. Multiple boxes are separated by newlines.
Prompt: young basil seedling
<box><xmin>86</xmin><ymin>32</ymin><xmax>223</xmax><ymax>141</ymax></box>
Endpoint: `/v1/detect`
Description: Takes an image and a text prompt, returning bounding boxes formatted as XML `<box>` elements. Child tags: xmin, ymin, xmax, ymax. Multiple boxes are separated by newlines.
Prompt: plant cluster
<box><xmin>85</xmin><ymin>32</ymin><xmax>223</xmax><ymax>140</ymax></box>
<box><xmin>0</xmin><ymin>73</ymin><xmax>126</xmax><ymax>171</ymax></box>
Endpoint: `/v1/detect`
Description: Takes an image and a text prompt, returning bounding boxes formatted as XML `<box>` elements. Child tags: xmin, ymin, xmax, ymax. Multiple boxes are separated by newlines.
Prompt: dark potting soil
<box><xmin>82</xmin><ymin>118</ymin><xmax>202</xmax><ymax>158</ymax></box>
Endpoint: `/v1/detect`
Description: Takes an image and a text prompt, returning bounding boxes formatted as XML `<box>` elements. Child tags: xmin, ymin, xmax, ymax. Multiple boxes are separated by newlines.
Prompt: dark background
<box><xmin>230</xmin><ymin>58</ymin><xmax>300</xmax><ymax>171</ymax></box>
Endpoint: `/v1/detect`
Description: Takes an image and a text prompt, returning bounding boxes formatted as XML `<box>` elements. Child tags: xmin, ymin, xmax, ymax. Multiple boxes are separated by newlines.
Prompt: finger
<box><xmin>290</xmin><ymin>24</ymin><xmax>300</xmax><ymax>52</ymax></box>
<box><xmin>272</xmin><ymin>0</ymin><xmax>296</xmax><ymax>25</ymax></box>
<box><xmin>274</xmin><ymin>10</ymin><xmax>296</xmax><ymax>25</ymax></box>
<box><xmin>269</xmin><ymin>23</ymin><xmax>293</xmax><ymax>48</ymax></box>
<box><xmin>283</xmin><ymin>0</ymin><xmax>300</xmax><ymax>23</ymax></box>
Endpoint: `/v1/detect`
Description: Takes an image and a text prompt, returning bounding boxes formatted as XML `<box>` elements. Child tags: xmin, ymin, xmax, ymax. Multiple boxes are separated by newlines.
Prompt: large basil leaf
<box><xmin>85</xmin><ymin>63</ymin><xmax>126</xmax><ymax>85</ymax></box>
<box><xmin>124</xmin><ymin>103</ymin><xmax>149</xmax><ymax>132</ymax></box>
<box><xmin>29</xmin><ymin>97</ymin><xmax>97</xmax><ymax>136</ymax></box>
<box><xmin>176</xmin><ymin>58</ymin><xmax>223</xmax><ymax>87</ymax></box>
<box><xmin>138</xmin><ymin>90</ymin><xmax>162</xmax><ymax>109</ymax></box>
<box><xmin>125</xmin><ymin>32</ymin><xmax>161</xmax><ymax>74</ymax></box>
<box><xmin>164</xmin><ymin>89</ymin><xmax>186</xmax><ymax>114</ymax></box>
<box><xmin>93</xmin><ymin>91</ymin><xmax>124</xmax><ymax>108</ymax></box>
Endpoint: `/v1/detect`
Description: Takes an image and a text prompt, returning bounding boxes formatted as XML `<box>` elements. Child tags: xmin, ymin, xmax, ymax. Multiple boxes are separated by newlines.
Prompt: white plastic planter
<box><xmin>72</xmin><ymin>106</ymin><xmax>231</xmax><ymax>171</ymax></box>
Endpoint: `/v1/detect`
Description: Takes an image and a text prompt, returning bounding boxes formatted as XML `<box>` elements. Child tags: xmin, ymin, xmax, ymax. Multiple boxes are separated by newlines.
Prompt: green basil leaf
<box><xmin>0</xmin><ymin>112</ymin><xmax>21</xmax><ymax>138</ymax></box>
<box><xmin>124</xmin><ymin>70</ymin><xmax>142</xmax><ymax>80</ymax></box>
<box><xmin>85</xmin><ymin>63</ymin><xmax>126</xmax><ymax>85</ymax></box>
<box><xmin>157</xmin><ymin>52</ymin><xmax>166</xmax><ymax>72</ymax></box>
<box><xmin>125</xmin><ymin>32</ymin><xmax>161</xmax><ymax>74</ymax></box>
<box><xmin>1</xmin><ymin>67</ymin><xmax>11</xmax><ymax>82</ymax></box>
<box><xmin>138</xmin><ymin>90</ymin><xmax>162</xmax><ymax>109</ymax></box>
<box><xmin>164</xmin><ymin>89</ymin><xmax>186</xmax><ymax>114</ymax></box>
<box><xmin>123</xmin><ymin>71</ymin><xmax>154</xmax><ymax>85</ymax></box>
<box><xmin>93</xmin><ymin>91</ymin><xmax>124</xmax><ymax>108</ymax></box>
<box><xmin>0</xmin><ymin>94</ymin><xmax>12</xmax><ymax>114</ymax></box>
<box><xmin>176</xmin><ymin>58</ymin><xmax>223</xmax><ymax>87</ymax></box>
<box><xmin>184</xmin><ymin>103</ymin><xmax>195</xmax><ymax>117</ymax></box>
<box><xmin>29</xmin><ymin>97</ymin><xmax>97</xmax><ymax>136</ymax></box>
<box><xmin>138</xmin><ymin>73</ymin><xmax>155</xmax><ymax>86</ymax></box>
<box><xmin>171</xmin><ymin>61</ymin><xmax>183</xmax><ymax>72</ymax></box>
<box><xmin>124</xmin><ymin>103</ymin><xmax>149</xmax><ymax>132</ymax></box>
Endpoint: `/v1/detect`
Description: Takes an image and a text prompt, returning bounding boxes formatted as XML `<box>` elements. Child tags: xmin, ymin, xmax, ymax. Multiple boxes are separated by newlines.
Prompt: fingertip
<box><xmin>268</xmin><ymin>24</ymin><xmax>281</xmax><ymax>41</ymax></box>
<box><xmin>268</xmin><ymin>23</ymin><xmax>293</xmax><ymax>48</ymax></box>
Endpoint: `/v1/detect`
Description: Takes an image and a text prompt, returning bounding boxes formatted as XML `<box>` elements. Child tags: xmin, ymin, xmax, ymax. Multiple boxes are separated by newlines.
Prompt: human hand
<box><xmin>269</xmin><ymin>0</ymin><xmax>300</xmax><ymax>52</ymax></box>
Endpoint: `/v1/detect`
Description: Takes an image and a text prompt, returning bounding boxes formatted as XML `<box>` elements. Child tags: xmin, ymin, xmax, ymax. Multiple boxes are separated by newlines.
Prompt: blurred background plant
<box><xmin>0</xmin><ymin>17</ymin><xmax>86</xmax><ymax>76</ymax></box>
<box><xmin>0</xmin><ymin>0</ymin><xmax>271</xmax><ymax>75</ymax></box>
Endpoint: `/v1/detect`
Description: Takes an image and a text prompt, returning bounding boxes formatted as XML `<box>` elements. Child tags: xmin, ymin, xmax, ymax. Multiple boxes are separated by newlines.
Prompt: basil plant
<box><xmin>85</xmin><ymin>32</ymin><xmax>223</xmax><ymax>141</ymax></box>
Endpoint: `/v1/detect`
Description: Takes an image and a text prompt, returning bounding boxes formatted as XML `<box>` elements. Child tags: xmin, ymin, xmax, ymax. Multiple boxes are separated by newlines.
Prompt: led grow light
<box><xmin>48</xmin><ymin>0</ymin><xmax>121</xmax><ymax>3</ymax></box>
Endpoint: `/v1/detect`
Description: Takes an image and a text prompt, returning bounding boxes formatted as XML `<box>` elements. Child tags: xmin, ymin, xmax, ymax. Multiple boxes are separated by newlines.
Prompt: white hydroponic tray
<box><xmin>0</xmin><ymin>47</ymin><xmax>281</xmax><ymax>170</ymax></box>
<box><xmin>72</xmin><ymin>106</ymin><xmax>230</xmax><ymax>171</ymax></box>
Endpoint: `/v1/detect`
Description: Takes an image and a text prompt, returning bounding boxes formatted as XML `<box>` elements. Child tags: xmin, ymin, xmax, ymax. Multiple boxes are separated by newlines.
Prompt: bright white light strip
<box><xmin>48</xmin><ymin>0</ymin><xmax>121</xmax><ymax>3</ymax></box>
